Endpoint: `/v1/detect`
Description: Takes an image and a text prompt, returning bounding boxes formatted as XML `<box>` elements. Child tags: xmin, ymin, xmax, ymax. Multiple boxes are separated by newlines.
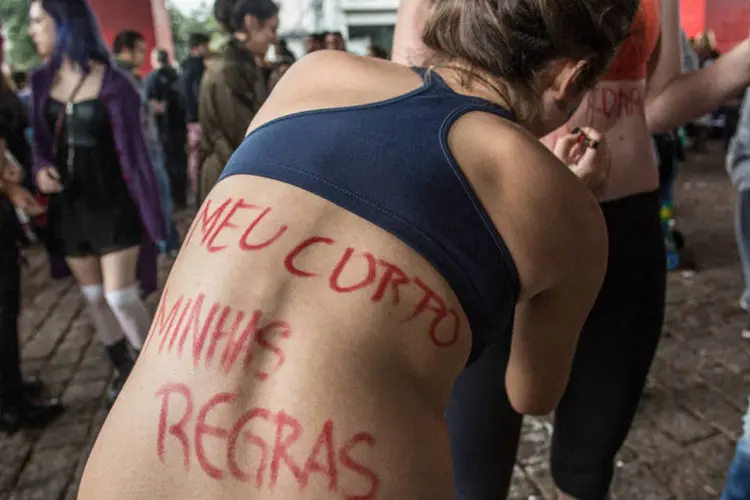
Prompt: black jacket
<box><xmin>179</xmin><ymin>56</ymin><xmax>205</xmax><ymax>124</ymax></box>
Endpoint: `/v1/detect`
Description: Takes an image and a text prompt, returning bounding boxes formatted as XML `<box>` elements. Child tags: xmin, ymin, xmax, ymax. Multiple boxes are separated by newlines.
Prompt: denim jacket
<box><xmin>727</xmin><ymin>88</ymin><xmax>750</xmax><ymax>190</ymax></box>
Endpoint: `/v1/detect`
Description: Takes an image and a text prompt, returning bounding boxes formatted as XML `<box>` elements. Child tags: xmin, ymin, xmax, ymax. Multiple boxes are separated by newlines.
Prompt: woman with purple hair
<box><xmin>27</xmin><ymin>0</ymin><xmax>167</xmax><ymax>407</ymax></box>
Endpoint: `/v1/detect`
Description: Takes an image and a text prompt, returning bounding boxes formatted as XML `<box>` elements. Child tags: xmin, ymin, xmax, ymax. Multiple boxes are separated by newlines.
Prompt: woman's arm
<box><xmin>646</xmin><ymin>0</ymin><xmax>750</xmax><ymax>133</ymax></box>
<box><xmin>470</xmin><ymin>124</ymin><xmax>609</xmax><ymax>415</ymax></box>
<box><xmin>503</xmin><ymin>156</ymin><xmax>608</xmax><ymax>415</ymax></box>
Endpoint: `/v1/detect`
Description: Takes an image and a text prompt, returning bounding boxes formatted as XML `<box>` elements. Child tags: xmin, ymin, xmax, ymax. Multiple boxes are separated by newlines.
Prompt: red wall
<box><xmin>680</xmin><ymin>0</ymin><xmax>706</xmax><ymax>39</ymax></box>
<box><xmin>88</xmin><ymin>0</ymin><xmax>174</xmax><ymax>74</ymax></box>
<box><xmin>705</xmin><ymin>0</ymin><xmax>750</xmax><ymax>53</ymax></box>
<box><xmin>681</xmin><ymin>0</ymin><xmax>749</xmax><ymax>53</ymax></box>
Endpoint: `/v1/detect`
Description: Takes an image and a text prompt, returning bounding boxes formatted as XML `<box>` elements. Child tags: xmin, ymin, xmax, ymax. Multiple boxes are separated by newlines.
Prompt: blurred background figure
<box><xmin>367</xmin><ymin>44</ymin><xmax>388</xmax><ymax>59</ymax></box>
<box><xmin>274</xmin><ymin>38</ymin><xmax>296</xmax><ymax>61</ymax></box>
<box><xmin>27</xmin><ymin>0</ymin><xmax>167</xmax><ymax>407</ymax></box>
<box><xmin>112</xmin><ymin>30</ymin><xmax>147</xmax><ymax>81</ymax></box>
<box><xmin>197</xmin><ymin>0</ymin><xmax>278</xmax><ymax>204</ymax></box>
<box><xmin>325</xmin><ymin>30</ymin><xmax>346</xmax><ymax>51</ymax></box>
<box><xmin>266</xmin><ymin>56</ymin><xmax>293</xmax><ymax>92</ymax></box>
<box><xmin>179</xmin><ymin>32</ymin><xmax>211</xmax><ymax>202</ymax></box>
<box><xmin>304</xmin><ymin>32</ymin><xmax>324</xmax><ymax>53</ymax></box>
<box><xmin>144</xmin><ymin>49</ymin><xmax>188</xmax><ymax>209</ymax></box>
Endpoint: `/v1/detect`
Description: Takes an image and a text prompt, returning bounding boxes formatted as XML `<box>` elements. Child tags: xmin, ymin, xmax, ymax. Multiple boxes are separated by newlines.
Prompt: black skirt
<box><xmin>46</xmin><ymin>187</ymin><xmax>142</xmax><ymax>258</ymax></box>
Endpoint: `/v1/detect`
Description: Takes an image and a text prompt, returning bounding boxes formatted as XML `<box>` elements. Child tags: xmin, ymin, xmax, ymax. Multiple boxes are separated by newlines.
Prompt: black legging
<box><xmin>162</xmin><ymin>134</ymin><xmax>188</xmax><ymax>208</ymax></box>
<box><xmin>448</xmin><ymin>191</ymin><xmax>667</xmax><ymax>500</ymax></box>
<box><xmin>0</xmin><ymin>239</ymin><xmax>23</xmax><ymax>407</ymax></box>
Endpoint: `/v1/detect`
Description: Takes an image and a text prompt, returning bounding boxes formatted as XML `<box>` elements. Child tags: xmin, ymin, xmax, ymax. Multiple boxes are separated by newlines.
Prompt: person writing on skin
<box><xmin>77</xmin><ymin>0</ymin><xmax>636</xmax><ymax>498</ymax></box>
<box><xmin>393</xmin><ymin>0</ymin><xmax>750</xmax><ymax>499</ymax></box>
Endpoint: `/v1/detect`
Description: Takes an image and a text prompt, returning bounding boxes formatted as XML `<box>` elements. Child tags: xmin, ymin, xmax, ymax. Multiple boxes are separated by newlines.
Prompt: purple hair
<box><xmin>36</xmin><ymin>0</ymin><xmax>111</xmax><ymax>72</ymax></box>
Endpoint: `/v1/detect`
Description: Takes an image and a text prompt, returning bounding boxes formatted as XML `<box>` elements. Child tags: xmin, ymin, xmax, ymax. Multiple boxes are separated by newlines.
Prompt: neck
<box><xmin>434</xmin><ymin>60</ymin><xmax>514</xmax><ymax>110</ymax></box>
<box><xmin>61</xmin><ymin>57</ymin><xmax>84</xmax><ymax>75</ymax></box>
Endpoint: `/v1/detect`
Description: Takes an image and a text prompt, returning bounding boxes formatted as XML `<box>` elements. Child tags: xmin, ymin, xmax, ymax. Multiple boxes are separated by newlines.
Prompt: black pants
<box><xmin>162</xmin><ymin>135</ymin><xmax>188</xmax><ymax>208</ymax></box>
<box><xmin>448</xmin><ymin>191</ymin><xmax>667</xmax><ymax>500</ymax></box>
<box><xmin>0</xmin><ymin>242</ymin><xmax>23</xmax><ymax>407</ymax></box>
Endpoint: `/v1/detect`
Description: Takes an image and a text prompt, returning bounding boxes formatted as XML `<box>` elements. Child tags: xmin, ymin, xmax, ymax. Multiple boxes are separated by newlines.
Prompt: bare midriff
<box><xmin>542</xmin><ymin>79</ymin><xmax>658</xmax><ymax>202</ymax></box>
<box><xmin>77</xmin><ymin>176</ymin><xmax>471</xmax><ymax>500</ymax></box>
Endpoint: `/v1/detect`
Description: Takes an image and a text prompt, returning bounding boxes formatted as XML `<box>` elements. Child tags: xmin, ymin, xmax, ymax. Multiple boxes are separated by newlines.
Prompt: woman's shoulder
<box><xmin>457</xmin><ymin>112</ymin><xmax>604</xmax><ymax>237</ymax></box>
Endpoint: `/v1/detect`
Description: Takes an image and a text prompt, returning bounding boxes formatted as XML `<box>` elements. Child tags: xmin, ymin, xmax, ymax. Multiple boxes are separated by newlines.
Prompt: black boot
<box><xmin>105</xmin><ymin>340</ymin><xmax>134</xmax><ymax>408</ymax></box>
<box><xmin>0</xmin><ymin>395</ymin><xmax>63</xmax><ymax>434</ymax></box>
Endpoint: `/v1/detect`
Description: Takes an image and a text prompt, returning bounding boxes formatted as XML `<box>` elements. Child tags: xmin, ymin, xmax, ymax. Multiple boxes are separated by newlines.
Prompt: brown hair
<box><xmin>423</xmin><ymin>0</ymin><xmax>639</xmax><ymax>114</ymax></box>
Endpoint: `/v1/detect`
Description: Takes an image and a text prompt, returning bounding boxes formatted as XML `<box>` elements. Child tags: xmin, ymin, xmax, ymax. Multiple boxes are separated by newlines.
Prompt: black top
<box><xmin>45</xmin><ymin>98</ymin><xmax>132</xmax><ymax>208</ymax></box>
<box><xmin>221</xmin><ymin>68</ymin><xmax>520</xmax><ymax>365</ymax></box>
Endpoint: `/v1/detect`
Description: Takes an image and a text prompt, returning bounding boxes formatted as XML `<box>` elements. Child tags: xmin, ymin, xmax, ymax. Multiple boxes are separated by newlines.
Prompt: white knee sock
<box><xmin>80</xmin><ymin>285</ymin><xmax>126</xmax><ymax>346</ymax></box>
<box><xmin>105</xmin><ymin>284</ymin><xmax>151</xmax><ymax>351</ymax></box>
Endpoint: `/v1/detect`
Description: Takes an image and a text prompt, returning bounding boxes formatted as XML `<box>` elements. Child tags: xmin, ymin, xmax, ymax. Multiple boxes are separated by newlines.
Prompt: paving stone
<box><xmin>651</xmin><ymin>455</ymin><xmax>719</xmax><ymax>500</ymax></box>
<box><xmin>9</xmin><ymin>475</ymin><xmax>68</xmax><ymax>500</ymax></box>
<box><xmin>625</xmin><ymin>424</ymin><xmax>685</xmax><ymax>464</ymax></box>
<box><xmin>14</xmin><ymin>445</ymin><xmax>78</xmax><ymax>486</ymax></box>
<box><xmin>682</xmin><ymin>384</ymin><xmax>743</xmax><ymax>435</ymax></box>
<box><xmin>610</xmin><ymin>463</ymin><xmax>671</xmax><ymax>500</ymax></box>
<box><xmin>35</xmin><ymin>421</ymin><xmax>91</xmax><ymax>450</ymax></box>
<box><xmin>651</xmin><ymin>405</ymin><xmax>717</xmax><ymax>445</ymax></box>
<box><xmin>689</xmin><ymin>434</ymin><xmax>736</xmax><ymax>492</ymax></box>
<box><xmin>508</xmin><ymin>466</ymin><xmax>540</xmax><ymax>499</ymax></box>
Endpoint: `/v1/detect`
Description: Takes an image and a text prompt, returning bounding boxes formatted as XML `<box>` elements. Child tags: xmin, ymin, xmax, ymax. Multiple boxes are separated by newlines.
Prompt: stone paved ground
<box><xmin>0</xmin><ymin>143</ymin><xmax>748</xmax><ymax>499</ymax></box>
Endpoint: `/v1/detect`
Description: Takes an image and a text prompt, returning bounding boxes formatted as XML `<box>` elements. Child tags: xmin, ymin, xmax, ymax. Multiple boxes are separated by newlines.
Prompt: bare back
<box><xmin>78</xmin><ymin>53</ymin><xmax>606</xmax><ymax>500</ymax></box>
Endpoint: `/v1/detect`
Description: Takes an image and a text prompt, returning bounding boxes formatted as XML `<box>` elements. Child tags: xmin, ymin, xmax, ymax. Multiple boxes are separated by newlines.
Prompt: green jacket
<box><xmin>198</xmin><ymin>39</ymin><xmax>268</xmax><ymax>203</ymax></box>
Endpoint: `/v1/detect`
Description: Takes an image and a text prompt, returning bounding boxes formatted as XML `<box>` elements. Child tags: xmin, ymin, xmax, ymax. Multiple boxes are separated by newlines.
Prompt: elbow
<box><xmin>506</xmin><ymin>381</ymin><xmax>564</xmax><ymax>416</ymax></box>
<box><xmin>508</xmin><ymin>393</ymin><xmax>559</xmax><ymax>416</ymax></box>
<box><xmin>645</xmin><ymin>103</ymin><xmax>674</xmax><ymax>135</ymax></box>
<box><xmin>505</xmin><ymin>364</ymin><xmax>572</xmax><ymax>415</ymax></box>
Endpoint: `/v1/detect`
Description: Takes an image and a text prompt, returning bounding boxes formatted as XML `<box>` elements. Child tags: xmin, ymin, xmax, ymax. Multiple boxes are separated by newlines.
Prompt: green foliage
<box><xmin>0</xmin><ymin>0</ymin><xmax>42</xmax><ymax>70</ymax></box>
<box><xmin>167</xmin><ymin>0</ymin><xmax>216</xmax><ymax>63</ymax></box>
<box><xmin>0</xmin><ymin>0</ymin><xmax>216</xmax><ymax>69</ymax></box>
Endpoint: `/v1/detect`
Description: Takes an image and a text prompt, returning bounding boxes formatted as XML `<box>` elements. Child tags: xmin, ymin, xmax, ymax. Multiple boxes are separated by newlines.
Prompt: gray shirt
<box><xmin>727</xmin><ymin>88</ymin><xmax>750</xmax><ymax>189</ymax></box>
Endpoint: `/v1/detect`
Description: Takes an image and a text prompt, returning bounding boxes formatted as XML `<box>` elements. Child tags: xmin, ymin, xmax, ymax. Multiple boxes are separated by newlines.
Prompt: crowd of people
<box><xmin>0</xmin><ymin>0</ymin><xmax>749</xmax><ymax>498</ymax></box>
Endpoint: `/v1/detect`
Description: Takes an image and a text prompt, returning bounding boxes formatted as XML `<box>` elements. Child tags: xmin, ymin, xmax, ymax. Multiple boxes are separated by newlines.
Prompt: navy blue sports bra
<box><xmin>220</xmin><ymin>67</ymin><xmax>520</xmax><ymax>365</ymax></box>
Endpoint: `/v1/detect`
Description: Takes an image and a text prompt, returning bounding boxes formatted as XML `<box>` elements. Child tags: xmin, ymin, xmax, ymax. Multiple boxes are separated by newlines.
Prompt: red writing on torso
<box><xmin>545</xmin><ymin>85</ymin><xmax>645</xmax><ymax>148</ymax></box>
<box><xmin>141</xmin><ymin>289</ymin><xmax>291</xmax><ymax>381</ymax></box>
<box><xmin>182</xmin><ymin>197</ymin><xmax>461</xmax><ymax>348</ymax></box>
<box><xmin>156</xmin><ymin>383</ymin><xmax>379</xmax><ymax>500</ymax></box>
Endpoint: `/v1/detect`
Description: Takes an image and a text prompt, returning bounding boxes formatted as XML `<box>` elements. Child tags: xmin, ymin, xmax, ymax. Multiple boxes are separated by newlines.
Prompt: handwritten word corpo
<box><xmin>156</xmin><ymin>383</ymin><xmax>379</xmax><ymax>499</ymax></box>
<box><xmin>183</xmin><ymin>197</ymin><xmax>461</xmax><ymax>348</ymax></box>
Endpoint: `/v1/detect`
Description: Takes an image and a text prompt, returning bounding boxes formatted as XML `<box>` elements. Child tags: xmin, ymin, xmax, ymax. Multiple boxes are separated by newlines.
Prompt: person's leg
<box><xmin>551</xmin><ymin>192</ymin><xmax>666</xmax><ymax>500</ymax></box>
<box><xmin>447</xmin><ymin>338</ymin><xmax>522</xmax><ymax>499</ymax></box>
<box><xmin>170</xmin><ymin>136</ymin><xmax>188</xmax><ymax>209</ymax></box>
<box><xmin>0</xmin><ymin>244</ymin><xmax>62</xmax><ymax>431</ymax></box>
<box><xmin>0</xmin><ymin>248</ymin><xmax>25</xmax><ymax>409</ymax></box>
<box><xmin>163</xmin><ymin>137</ymin><xmax>187</xmax><ymax>209</ymax></box>
<box><xmin>721</xmin><ymin>397</ymin><xmax>750</xmax><ymax>500</ymax></box>
<box><xmin>187</xmin><ymin>123</ymin><xmax>201</xmax><ymax>200</ymax></box>
<box><xmin>735</xmin><ymin>189</ymin><xmax>750</xmax><ymax>315</ymax></box>
<box><xmin>67</xmin><ymin>255</ymin><xmax>134</xmax><ymax>406</ymax></box>
<box><xmin>100</xmin><ymin>246</ymin><xmax>151</xmax><ymax>352</ymax></box>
